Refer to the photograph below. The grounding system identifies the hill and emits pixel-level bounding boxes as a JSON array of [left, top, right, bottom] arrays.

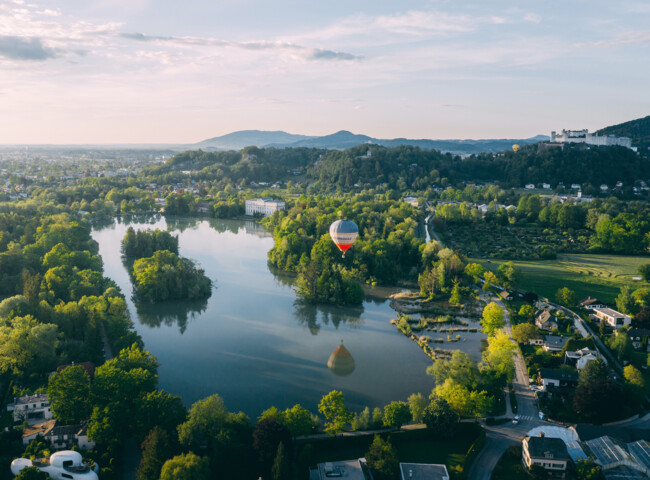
[[195, 130, 314, 150], [195, 129, 548, 154], [597, 115, 650, 152]]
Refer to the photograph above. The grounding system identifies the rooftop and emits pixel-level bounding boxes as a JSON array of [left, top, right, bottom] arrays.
[[593, 307, 630, 318], [539, 368, 579, 382], [315, 459, 369, 480], [400, 463, 450, 480], [543, 335, 569, 350], [525, 436, 571, 461]]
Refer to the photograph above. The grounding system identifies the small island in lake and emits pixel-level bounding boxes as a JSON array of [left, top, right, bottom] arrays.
[[121, 227, 212, 302]]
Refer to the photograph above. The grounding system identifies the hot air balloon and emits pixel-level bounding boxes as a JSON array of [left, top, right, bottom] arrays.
[[512, 144, 520, 152], [329, 219, 358, 257], [327, 340, 355, 376]]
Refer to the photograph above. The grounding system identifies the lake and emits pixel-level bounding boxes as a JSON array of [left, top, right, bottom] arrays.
[[92, 216, 462, 417]]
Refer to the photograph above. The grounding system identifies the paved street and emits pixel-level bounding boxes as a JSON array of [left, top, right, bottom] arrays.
[[468, 295, 544, 480]]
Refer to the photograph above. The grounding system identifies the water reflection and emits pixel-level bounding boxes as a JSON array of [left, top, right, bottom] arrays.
[[327, 340, 356, 377], [135, 297, 209, 334], [294, 301, 364, 336]]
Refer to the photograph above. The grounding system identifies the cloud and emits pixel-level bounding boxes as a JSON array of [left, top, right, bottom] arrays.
[[120, 32, 362, 61], [577, 30, 650, 48], [0, 35, 55, 60], [309, 49, 362, 61]]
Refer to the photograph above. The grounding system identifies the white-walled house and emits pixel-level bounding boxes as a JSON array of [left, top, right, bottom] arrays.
[[6, 393, 52, 424], [522, 436, 570, 478], [591, 308, 632, 328]]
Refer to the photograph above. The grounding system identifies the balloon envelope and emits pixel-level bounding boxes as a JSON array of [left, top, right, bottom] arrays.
[[329, 219, 359, 255], [512, 144, 520, 152]]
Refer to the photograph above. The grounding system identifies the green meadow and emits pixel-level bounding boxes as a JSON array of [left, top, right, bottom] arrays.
[[479, 254, 648, 304]]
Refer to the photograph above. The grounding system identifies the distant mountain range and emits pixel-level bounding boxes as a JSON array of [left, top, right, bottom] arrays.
[[193, 129, 549, 155]]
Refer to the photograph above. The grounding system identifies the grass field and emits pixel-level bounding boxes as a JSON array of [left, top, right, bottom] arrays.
[[300, 424, 481, 479], [479, 253, 649, 304]]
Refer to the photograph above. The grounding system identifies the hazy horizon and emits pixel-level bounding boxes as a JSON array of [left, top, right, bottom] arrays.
[[1, 0, 649, 144]]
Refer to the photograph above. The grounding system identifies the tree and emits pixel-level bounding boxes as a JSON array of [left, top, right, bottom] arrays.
[[464, 263, 485, 284], [481, 302, 505, 335], [382, 401, 411, 430], [14, 467, 49, 480], [574, 459, 603, 480], [482, 330, 516, 383], [407, 393, 427, 423], [423, 397, 456, 437], [253, 418, 292, 473], [616, 286, 637, 315], [449, 281, 462, 305], [512, 323, 539, 344], [271, 442, 291, 480], [365, 435, 399, 480], [609, 332, 633, 363], [426, 350, 479, 389], [578, 358, 609, 387], [624, 365, 645, 388], [433, 379, 490, 419], [177, 394, 251, 474], [483, 271, 497, 291], [318, 390, 353, 435], [518, 304, 535, 321], [633, 288, 650, 307], [496, 261, 518, 288], [573, 379, 622, 423], [48, 365, 91, 425], [283, 404, 315, 437], [555, 287, 577, 307], [638, 264, 650, 282], [259, 406, 285, 424], [159, 453, 210, 480], [0, 315, 59, 376], [137, 427, 175, 480]]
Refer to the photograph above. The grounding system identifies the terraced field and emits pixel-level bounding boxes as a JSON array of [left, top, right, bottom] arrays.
[[479, 254, 648, 304]]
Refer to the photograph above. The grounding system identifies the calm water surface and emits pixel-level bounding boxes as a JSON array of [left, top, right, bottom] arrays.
[[93, 216, 442, 416]]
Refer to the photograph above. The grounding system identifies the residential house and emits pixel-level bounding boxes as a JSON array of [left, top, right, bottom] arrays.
[[579, 297, 606, 310], [539, 369, 579, 391], [536, 310, 559, 331], [627, 328, 650, 352], [529, 337, 544, 347], [499, 290, 513, 301], [197, 202, 210, 213], [21, 420, 95, 450], [543, 335, 569, 352], [6, 393, 52, 424], [522, 436, 570, 478], [592, 308, 632, 328], [525, 184, 536, 189], [565, 348, 598, 369], [542, 183, 552, 190], [399, 463, 450, 480]]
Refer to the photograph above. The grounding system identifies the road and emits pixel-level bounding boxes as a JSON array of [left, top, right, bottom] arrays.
[[468, 295, 544, 480]]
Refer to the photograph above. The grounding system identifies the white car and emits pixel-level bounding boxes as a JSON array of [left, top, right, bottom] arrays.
[[512, 415, 520, 424]]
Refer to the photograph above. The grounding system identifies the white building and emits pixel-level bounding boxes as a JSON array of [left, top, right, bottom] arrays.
[[525, 184, 536, 190], [245, 198, 286, 217], [550, 129, 636, 151], [522, 436, 571, 477], [7, 393, 52, 424], [11, 450, 99, 480], [592, 307, 632, 328]]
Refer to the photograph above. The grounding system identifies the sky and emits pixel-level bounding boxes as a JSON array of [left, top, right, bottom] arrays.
[[0, 0, 649, 144]]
